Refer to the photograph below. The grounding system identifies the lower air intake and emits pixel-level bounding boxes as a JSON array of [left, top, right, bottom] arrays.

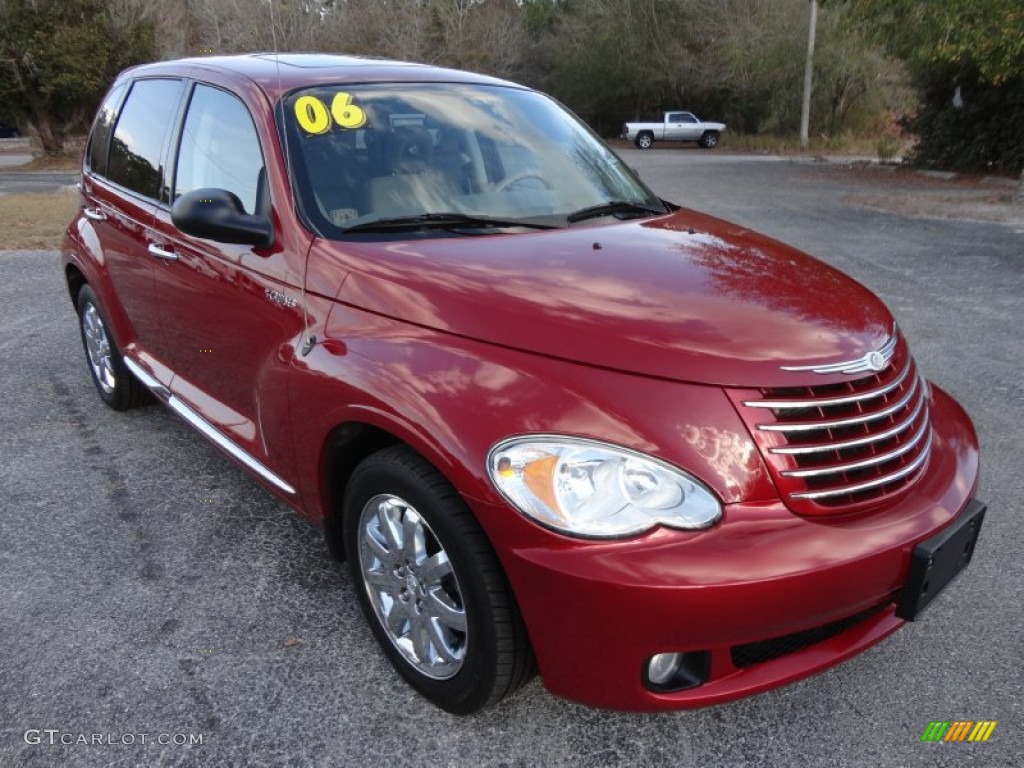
[[730, 602, 891, 669]]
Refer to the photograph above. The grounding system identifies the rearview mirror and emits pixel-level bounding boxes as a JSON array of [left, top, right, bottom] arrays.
[[171, 187, 273, 248]]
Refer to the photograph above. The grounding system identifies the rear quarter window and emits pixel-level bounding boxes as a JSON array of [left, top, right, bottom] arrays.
[[107, 78, 185, 200], [85, 84, 126, 176]]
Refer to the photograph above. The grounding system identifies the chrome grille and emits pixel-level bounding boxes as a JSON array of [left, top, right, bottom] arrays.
[[735, 344, 933, 514]]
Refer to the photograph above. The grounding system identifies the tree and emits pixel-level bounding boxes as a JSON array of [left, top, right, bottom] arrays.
[[183, 0, 330, 55], [540, 0, 702, 135], [531, 0, 896, 138], [854, 0, 1023, 83], [0, 0, 155, 154]]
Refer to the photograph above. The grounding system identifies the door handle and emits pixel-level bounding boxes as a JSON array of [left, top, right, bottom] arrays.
[[83, 208, 106, 221], [147, 243, 178, 261]]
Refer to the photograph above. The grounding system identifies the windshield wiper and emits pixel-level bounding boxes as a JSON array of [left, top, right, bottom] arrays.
[[343, 212, 557, 234], [566, 200, 665, 224]]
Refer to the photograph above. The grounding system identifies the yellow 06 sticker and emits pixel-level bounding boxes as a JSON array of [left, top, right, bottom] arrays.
[[294, 92, 366, 134]]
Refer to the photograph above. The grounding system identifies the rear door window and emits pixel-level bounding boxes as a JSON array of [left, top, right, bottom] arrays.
[[174, 84, 265, 214], [107, 78, 185, 200]]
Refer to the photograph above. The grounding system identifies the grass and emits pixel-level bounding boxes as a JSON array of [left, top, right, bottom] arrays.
[[607, 131, 914, 159], [720, 132, 911, 158], [0, 192, 80, 250]]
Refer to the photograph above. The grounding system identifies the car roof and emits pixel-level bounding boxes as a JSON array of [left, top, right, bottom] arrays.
[[120, 53, 521, 100]]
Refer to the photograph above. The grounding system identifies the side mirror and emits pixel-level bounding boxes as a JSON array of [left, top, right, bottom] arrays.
[[171, 187, 273, 248]]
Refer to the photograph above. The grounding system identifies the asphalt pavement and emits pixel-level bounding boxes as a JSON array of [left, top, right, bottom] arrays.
[[0, 171, 78, 194], [1, 152, 1021, 767]]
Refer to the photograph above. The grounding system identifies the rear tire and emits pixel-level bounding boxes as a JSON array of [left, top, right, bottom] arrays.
[[76, 285, 147, 410], [343, 445, 534, 714], [635, 132, 654, 149]]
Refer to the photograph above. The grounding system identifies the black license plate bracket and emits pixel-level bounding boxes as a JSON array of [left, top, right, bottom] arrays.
[[896, 499, 986, 621]]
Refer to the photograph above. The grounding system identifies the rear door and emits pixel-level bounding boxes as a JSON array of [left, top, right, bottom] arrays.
[[147, 80, 303, 481], [82, 78, 185, 379]]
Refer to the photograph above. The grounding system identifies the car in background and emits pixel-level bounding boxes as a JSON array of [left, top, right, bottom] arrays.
[[622, 111, 725, 149], [62, 54, 984, 714]]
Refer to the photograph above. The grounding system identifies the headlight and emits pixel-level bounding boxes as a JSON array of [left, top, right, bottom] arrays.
[[487, 436, 721, 538]]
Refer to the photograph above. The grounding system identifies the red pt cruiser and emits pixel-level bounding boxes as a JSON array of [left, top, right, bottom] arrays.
[[62, 54, 985, 713]]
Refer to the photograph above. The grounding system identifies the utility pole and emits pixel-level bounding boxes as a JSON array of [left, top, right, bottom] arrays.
[[799, 0, 818, 150]]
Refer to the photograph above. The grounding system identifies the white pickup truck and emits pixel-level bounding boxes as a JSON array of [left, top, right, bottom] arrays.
[[621, 111, 726, 149]]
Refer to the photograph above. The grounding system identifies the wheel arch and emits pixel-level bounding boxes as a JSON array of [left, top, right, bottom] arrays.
[[65, 263, 87, 308], [318, 419, 474, 561], [320, 421, 400, 523], [62, 240, 136, 354]]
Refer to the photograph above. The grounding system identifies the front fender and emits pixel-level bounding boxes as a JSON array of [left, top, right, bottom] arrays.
[[287, 297, 776, 534]]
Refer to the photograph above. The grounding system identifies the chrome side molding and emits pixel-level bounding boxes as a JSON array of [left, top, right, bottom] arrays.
[[123, 356, 170, 400], [122, 356, 296, 495]]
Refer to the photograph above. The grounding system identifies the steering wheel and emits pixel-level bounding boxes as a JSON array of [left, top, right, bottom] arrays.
[[494, 171, 552, 193]]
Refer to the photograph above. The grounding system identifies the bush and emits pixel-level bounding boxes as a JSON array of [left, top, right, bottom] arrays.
[[904, 64, 1024, 173]]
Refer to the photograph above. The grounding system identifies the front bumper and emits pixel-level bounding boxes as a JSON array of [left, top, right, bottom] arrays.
[[471, 385, 980, 710]]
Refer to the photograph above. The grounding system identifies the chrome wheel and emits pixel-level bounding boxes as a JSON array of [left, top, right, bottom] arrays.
[[637, 134, 653, 149], [82, 303, 116, 395], [345, 447, 534, 712], [357, 493, 467, 679]]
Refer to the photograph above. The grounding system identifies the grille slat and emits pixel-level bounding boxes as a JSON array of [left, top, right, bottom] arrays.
[[780, 416, 930, 478], [734, 341, 933, 514], [744, 358, 912, 410], [758, 375, 921, 432], [769, 394, 926, 455], [791, 434, 932, 499]]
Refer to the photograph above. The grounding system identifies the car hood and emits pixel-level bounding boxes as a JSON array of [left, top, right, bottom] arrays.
[[314, 208, 895, 387]]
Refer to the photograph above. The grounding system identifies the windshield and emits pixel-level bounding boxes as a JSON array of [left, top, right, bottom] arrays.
[[281, 82, 664, 237]]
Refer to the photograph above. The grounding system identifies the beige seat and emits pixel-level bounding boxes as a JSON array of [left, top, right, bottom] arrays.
[[368, 125, 461, 215]]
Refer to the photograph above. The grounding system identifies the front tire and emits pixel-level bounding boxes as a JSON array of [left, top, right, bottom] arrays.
[[344, 446, 533, 714], [76, 285, 147, 410], [699, 131, 719, 149], [635, 132, 654, 149]]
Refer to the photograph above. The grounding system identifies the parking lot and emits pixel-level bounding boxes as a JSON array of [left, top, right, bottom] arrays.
[[1, 151, 1021, 767]]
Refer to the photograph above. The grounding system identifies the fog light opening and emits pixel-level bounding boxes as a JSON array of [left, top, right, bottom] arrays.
[[643, 651, 710, 692]]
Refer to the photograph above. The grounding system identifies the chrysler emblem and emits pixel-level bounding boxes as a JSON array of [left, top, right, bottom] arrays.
[[781, 328, 898, 375]]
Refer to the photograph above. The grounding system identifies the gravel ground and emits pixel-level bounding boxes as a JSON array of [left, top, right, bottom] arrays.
[[1, 152, 1021, 767]]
